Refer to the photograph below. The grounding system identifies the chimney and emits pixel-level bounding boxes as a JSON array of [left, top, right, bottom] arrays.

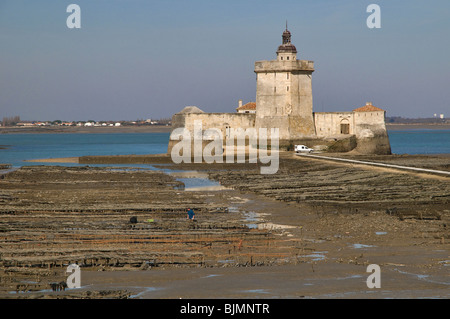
[[238, 99, 243, 108], [366, 102, 372, 106]]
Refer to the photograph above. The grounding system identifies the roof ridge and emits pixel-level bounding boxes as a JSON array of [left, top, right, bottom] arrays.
[[237, 102, 256, 110], [353, 103, 384, 112]]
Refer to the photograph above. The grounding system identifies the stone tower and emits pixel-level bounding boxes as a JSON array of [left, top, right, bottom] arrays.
[[254, 27, 316, 140]]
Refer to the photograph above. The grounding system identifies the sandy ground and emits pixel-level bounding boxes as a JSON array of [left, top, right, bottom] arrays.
[[68, 188, 449, 299], [26, 157, 79, 163], [0, 153, 448, 299]]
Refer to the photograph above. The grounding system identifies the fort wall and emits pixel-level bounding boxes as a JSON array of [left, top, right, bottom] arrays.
[[167, 28, 392, 156]]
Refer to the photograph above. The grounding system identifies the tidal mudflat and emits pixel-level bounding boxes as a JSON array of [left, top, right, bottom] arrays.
[[0, 152, 448, 298]]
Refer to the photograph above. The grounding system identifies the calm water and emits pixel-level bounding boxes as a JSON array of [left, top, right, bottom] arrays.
[[387, 129, 450, 155], [0, 132, 222, 189], [0, 130, 449, 168], [0, 133, 170, 168]]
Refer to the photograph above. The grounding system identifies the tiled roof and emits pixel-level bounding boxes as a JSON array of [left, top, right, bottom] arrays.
[[237, 102, 256, 110], [353, 102, 384, 112]]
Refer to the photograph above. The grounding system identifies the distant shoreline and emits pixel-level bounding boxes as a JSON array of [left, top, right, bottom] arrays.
[[0, 125, 172, 134], [1, 123, 449, 134]]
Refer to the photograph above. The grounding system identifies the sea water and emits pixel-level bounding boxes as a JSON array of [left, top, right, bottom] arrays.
[[0, 132, 222, 189], [387, 129, 450, 155], [0, 133, 170, 168], [0, 129, 449, 168]]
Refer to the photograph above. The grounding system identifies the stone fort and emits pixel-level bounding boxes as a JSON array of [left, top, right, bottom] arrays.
[[168, 28, 391, 155]]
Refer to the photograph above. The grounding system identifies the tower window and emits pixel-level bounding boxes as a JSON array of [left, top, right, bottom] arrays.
[[287, 56, 290, 60], [281, 57, 283, 60], [287, 73, 289, 79], [274, 87, 277, 93], [287, 86, 289, 92], [225, 126, 230, 138]]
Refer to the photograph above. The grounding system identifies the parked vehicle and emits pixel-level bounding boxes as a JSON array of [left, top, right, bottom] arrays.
[[294, 145, 314, 153]]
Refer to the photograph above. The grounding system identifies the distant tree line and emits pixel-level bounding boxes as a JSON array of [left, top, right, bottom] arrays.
[[386, 117, 448, 124], [157, 118, 171, 125], [2, 116, 21, 126], [0, 116, 172, 127]]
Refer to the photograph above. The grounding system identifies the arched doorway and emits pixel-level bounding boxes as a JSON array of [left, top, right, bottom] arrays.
[[340, 119, 350, 134]]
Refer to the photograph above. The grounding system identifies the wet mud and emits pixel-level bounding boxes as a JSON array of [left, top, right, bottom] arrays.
[[0, 152, 448, 298]]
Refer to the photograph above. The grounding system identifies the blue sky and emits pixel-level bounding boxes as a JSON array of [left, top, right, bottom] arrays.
[[0, 0, 449, 121]]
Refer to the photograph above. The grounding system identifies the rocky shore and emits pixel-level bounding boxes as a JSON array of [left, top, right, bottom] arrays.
[[0, 152, 448, 298]]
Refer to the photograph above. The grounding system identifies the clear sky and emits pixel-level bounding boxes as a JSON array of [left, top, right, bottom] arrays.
[[0, 0, 449, 121]]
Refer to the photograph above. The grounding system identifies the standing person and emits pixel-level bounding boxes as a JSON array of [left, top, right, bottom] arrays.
[[186, 208, 195, 220]]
